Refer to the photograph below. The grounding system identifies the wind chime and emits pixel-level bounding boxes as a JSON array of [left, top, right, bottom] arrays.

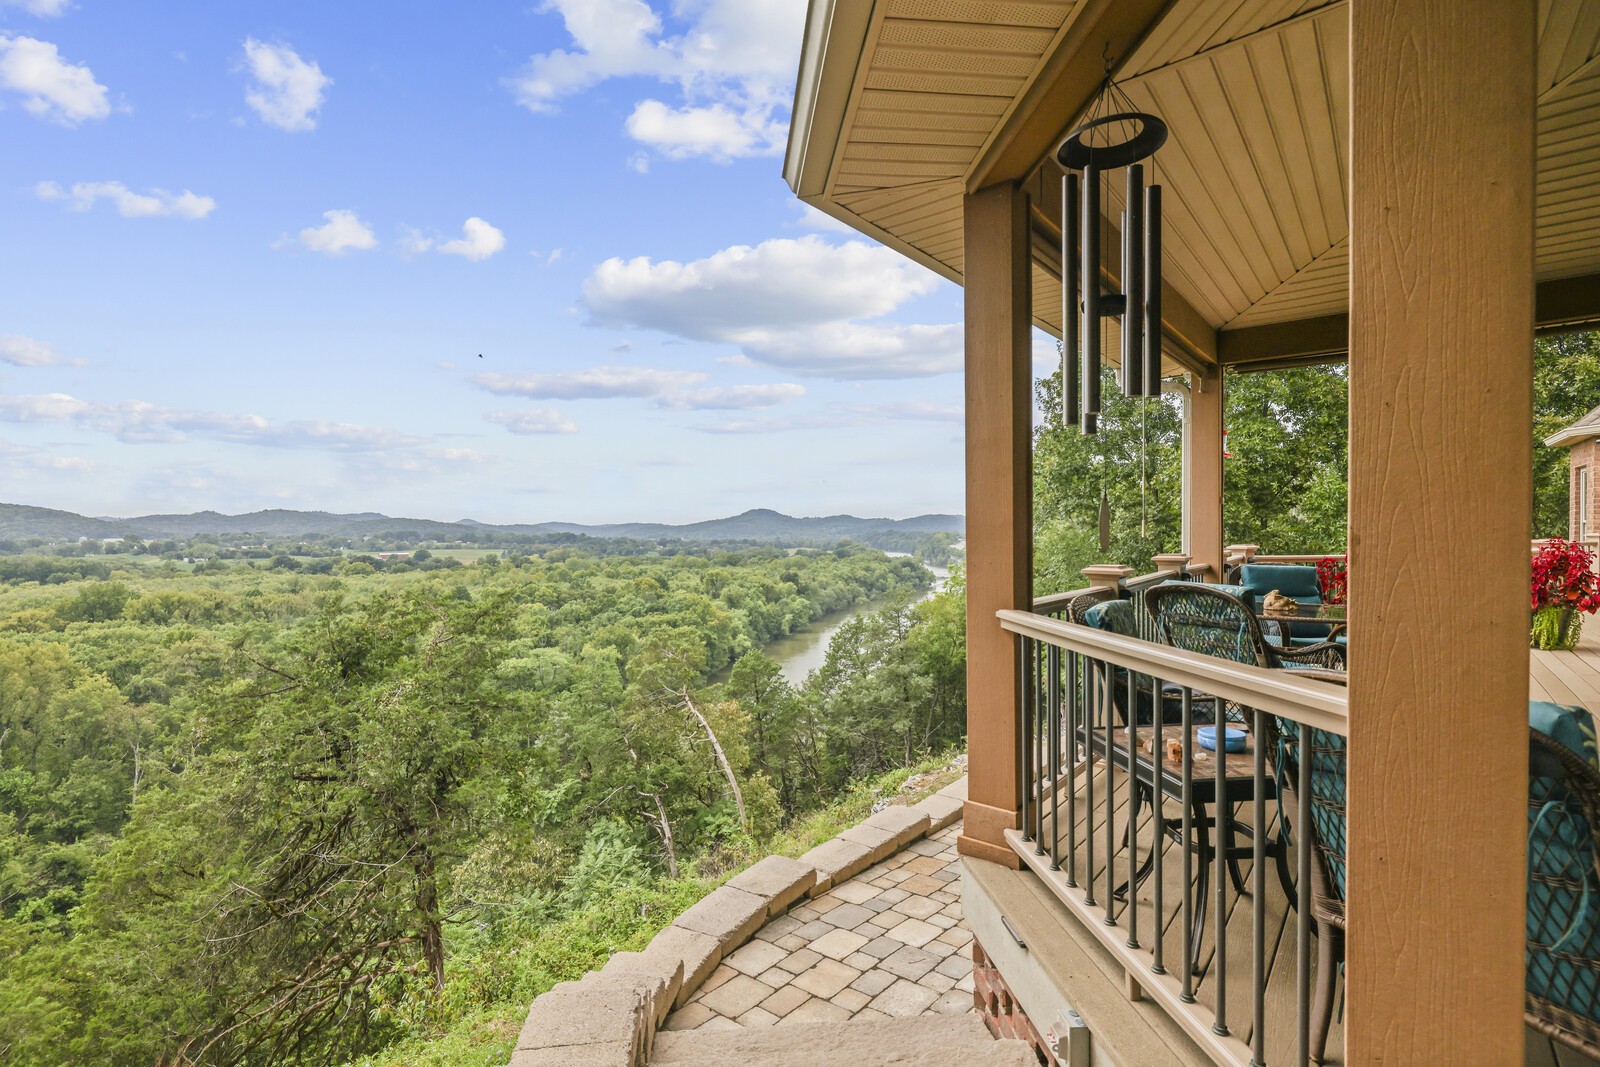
[[1057, 77, 1168, 546], [1056, 79, 1168, 434]]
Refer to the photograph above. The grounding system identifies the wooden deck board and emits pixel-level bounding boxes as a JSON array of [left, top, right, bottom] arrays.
[[1532, 625, 1600, 711]]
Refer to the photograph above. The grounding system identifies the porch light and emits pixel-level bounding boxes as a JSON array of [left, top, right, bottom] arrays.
[[1057, 87, 1168, 434]]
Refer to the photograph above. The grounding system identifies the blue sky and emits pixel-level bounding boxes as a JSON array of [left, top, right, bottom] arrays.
[[0, 0, 999, 525]]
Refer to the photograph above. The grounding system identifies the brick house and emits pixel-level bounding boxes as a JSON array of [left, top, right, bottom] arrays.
[[1546, 404, 1600, 541]]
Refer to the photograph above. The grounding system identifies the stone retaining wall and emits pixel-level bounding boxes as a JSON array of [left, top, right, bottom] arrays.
[[509, 778, 968, 1066]]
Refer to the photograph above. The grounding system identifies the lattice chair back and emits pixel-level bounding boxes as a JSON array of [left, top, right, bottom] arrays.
[[1527, 701, 1600, 1058], [1145, 582, 1275, 669]]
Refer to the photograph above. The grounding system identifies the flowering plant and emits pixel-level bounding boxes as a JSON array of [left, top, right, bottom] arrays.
[[1531, 538, 1600, 614], [1315, 556, 1347, 605]]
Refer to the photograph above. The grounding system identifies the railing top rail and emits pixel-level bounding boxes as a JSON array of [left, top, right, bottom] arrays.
[[1123, 568, 1176, 591], [997, 608, 1350, 735], [1247, 553, 1346, 563], [1031, 587, 1104, 614]]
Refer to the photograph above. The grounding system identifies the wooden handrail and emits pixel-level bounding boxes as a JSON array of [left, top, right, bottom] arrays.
[[996, 608, 1349, 734]]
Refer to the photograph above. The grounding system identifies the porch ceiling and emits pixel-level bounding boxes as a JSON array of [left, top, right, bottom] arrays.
[[786, 0, 1600, 367]]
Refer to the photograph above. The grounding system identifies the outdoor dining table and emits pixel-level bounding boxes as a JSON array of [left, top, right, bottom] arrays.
[[1258, 601, 1347, 644], [1078, 718, 1280, 975]]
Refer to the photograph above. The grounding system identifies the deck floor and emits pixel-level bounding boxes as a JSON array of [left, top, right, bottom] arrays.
[[1530, 624, 1600, 708]]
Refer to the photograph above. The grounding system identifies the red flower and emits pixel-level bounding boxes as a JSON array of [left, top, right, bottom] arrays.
[[1316, 556, 1348, 605], [1531, 538, 1600, 615]]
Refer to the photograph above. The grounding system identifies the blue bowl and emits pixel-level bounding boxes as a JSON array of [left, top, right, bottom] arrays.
[[1197, 726, 1246, 753]]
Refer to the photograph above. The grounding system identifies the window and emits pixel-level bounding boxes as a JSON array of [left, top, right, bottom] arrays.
[[1581, 466, 1591, 541]]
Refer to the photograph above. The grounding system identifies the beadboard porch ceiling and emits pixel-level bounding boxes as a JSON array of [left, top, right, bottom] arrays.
[[785, 0, 1600, 369]]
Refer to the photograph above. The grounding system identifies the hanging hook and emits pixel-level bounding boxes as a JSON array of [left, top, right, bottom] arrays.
[[1102, 41, 1115, 74]]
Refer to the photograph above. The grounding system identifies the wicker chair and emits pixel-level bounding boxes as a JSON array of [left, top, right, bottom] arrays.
[[1144, 582, 1346, 673], [1528, 716, 1600, 1059], [1259, 683, 1348, 1065]]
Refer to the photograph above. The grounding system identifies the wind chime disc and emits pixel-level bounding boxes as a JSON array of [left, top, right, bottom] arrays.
[[1056, 111, 1169, 170]]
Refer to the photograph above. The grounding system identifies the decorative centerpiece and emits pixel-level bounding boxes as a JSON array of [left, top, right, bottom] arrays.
[[1531, 538, 1600, 650], [1262, 589, 1299, 617]]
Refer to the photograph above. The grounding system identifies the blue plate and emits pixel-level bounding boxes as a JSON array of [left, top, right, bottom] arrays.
[[1197, 726, 1246, 753]]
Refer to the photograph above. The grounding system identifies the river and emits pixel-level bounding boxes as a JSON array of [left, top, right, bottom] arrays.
[[754, 561, 949, 686]]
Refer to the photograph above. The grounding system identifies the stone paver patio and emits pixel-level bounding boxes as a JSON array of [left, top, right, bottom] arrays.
[[663, 821, 973, 1032]]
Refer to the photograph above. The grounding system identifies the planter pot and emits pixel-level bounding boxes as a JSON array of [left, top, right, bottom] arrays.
[[1533, 605, 1585, 650]]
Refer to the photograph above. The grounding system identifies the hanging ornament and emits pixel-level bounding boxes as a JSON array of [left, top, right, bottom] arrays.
[[1056, 77, 1168, 435]]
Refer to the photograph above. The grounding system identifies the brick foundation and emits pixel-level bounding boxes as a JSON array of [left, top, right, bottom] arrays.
[[972, 938, 1057, 1065]]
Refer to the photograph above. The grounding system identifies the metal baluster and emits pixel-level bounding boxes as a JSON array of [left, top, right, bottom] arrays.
[[1126, 668, 1139, 948], [1152, 674, 1165, 975], [1035, 639, 1046, 852], [1297, 723, 1312, 1066], [1020, 637, 1033, 844], [1104, 658, 1116, 926], [1214, 700, 1230, 1036], [1049, 644, 1061, 869], [1252, 707, 1266, 1066], [1084, 660, 1097, 908], [1181, 686, 1195, 1003], [1065, 651, 1078, 884]]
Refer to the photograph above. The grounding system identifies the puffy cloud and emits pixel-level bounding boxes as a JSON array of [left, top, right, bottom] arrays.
[[655, 383, 805, 411], [0, 391, 423, 451], [581, 236, 958, 379], [0, 35, 110, 124], [0, 0, 72, 15], [241, 38, 330, 132], [486, 409, 579, 435], [0, 334, 68, 367], [510, 0, 801, 161], [35, 180, 215, 219], [474, 365, 705, 400], [439, 217, 506, 261], [286, 209, 377, 255], [626, 100, 784, 163]]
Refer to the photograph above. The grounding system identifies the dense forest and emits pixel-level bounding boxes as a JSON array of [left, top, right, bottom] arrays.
[[0, 542, 968, 1065]]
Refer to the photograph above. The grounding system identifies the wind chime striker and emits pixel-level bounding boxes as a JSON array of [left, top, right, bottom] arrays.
[[1057, 83, 1168, 435]]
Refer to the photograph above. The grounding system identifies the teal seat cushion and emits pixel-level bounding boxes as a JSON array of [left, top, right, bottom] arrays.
[[1081, 599, 1137, 636], [1240, 563, 1321, 600], [1527, 701, 1600, 1024]]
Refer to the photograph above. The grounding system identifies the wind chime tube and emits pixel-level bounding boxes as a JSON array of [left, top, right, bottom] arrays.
[[1081, 164, 1100, 434], [1143, 183, 1163, 397], [1123, 163, 1145, 398], [1063, 173, 1080, 425]]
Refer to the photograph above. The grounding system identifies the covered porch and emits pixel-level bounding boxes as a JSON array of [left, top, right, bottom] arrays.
[[788, 0, 1600, 1063]]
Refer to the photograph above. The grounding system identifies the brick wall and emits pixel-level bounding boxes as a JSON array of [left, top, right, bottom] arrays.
[[972, 938, 1053, 1065], [1572, 441, 1597, 539]]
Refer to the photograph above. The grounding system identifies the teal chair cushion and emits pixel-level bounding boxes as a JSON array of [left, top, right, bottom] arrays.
[[1527, 701, 1600, 1025], [1082, 599, 1137, 636], [1240, 563, 1322, 600]]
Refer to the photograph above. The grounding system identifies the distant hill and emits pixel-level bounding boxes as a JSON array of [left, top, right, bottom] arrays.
[[0, 503, 963, 549]]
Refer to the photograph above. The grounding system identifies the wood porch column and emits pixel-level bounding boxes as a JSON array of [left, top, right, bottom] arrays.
[[958, 181, 1032, 867], [1347, 2, 1534, 1063], [1182, 367, 1225, 580]]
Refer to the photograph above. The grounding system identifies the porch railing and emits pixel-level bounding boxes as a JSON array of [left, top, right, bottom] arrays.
[[999, 603, 1348, 1067]]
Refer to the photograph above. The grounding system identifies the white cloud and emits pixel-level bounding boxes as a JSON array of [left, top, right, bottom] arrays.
[[0, 333, 69, 367], [655, 383, 805, 411], [697, 400, 963, 435], [626, 100, 783, 163], [35, 180, 216, 219], [439, 217, 506, 261], [0, 391, 422, 452], [0, 0, 72, 16], [581, 236, 958, 379], [510, 0, 802, 162], [0, 35, 110, 124], [474, 365, 705, 400], [486, 408, 579, 435], [241, 38, 329, 132], [286, 209, 377, 255]]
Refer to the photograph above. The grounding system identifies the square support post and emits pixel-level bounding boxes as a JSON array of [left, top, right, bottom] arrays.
[[1182, 367, 1225, 580], [958, 181, 1033, 867], [1347, 2, 1534, 1063]]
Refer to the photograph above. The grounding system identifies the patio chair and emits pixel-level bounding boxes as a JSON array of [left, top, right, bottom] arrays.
[[1527, 701, 1600, 1059], [1144, 582, 1346, 673]]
